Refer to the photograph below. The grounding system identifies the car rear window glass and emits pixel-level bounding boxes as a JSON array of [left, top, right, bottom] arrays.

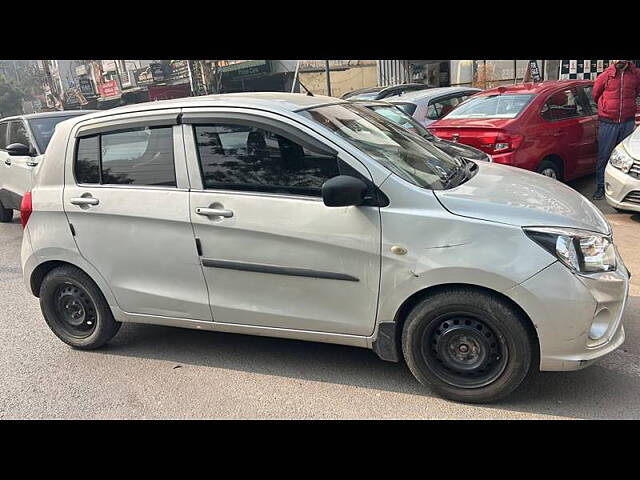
[[394, 102, 418, 116], [445, 94, 535, 119], [100, 127, 176, 186], [370, 105, 432, 139], [75, 136, 100, 184], [194, 124, 339, 197], [540, 89, 587, 121], [74, 126, 176, 187]]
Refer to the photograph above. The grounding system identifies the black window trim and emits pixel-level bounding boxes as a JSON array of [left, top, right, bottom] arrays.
[[0, 121, 8, 151], [73, 125, 178, 188]]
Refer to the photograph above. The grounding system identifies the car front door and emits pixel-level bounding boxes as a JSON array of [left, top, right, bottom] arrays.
[[3, 120, 37, 206], [63, 111, 212, 321], [183, 109, 381, 336]]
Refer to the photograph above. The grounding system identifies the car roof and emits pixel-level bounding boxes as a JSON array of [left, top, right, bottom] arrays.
[[386, 86, 482, 103], [69, 92, 346, 124], [477, 80, 594, 96], [0, 110, 97, 123]]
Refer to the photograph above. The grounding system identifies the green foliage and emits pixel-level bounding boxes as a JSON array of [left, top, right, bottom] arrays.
[[0, 75, 25, 117]]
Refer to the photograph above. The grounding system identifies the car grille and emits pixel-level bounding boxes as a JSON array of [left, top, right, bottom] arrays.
[[622, 191, 640, 205], [629, 159, 640, 178]]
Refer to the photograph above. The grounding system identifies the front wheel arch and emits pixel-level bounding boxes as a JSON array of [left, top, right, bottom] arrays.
[[373, 283, 540, 368]]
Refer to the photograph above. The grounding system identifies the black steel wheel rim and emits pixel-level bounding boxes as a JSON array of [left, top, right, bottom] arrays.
[[53, 282, 97, 338], [421, 313, 508, 389]]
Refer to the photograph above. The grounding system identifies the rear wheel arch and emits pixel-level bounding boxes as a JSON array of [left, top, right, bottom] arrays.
[[374, 283, 540, 367], [538, 154, 564, 180], [31, 260, 99, 298]]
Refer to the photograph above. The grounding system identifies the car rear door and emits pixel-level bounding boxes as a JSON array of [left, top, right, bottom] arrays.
[[182, 108, 381, 336], [576, 84, 599, 174], [62, 110, 212, 321], [539, 87, 593, 179]]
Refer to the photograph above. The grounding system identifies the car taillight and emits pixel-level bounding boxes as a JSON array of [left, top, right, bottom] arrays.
[[481, 134, 524, 154], [20, 191, 32, 229]]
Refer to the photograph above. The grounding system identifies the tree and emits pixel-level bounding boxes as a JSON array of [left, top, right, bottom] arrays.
[[0, 75, 24, 117]]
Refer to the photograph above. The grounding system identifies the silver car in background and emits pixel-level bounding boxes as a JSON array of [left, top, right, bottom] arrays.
[[20, 93, 628, 403], [386, 87, 481, 127], [605, 126, 640, 211]]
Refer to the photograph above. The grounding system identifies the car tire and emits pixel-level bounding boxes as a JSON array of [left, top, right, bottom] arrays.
[[536, 160, 561, 181], [39, 265, 121, 349], [401, 287, 534, 403], [0, 201, 12, 222]]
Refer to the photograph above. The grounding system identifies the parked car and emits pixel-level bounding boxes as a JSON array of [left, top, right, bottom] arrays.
[[604, 125, 640, 211], [341, 83, 430, 101], [428, 81, 600, 182], [385, 87, 482, 127], [354, 100, 491, 163], [0, 110, 96, 222], [20, 93, 628, 403]]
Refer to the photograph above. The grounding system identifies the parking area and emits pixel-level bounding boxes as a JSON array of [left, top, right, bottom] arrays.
[[1, 173, 639, 419]]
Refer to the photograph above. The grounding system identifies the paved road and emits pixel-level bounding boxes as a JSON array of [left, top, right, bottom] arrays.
[[1, 174, 639, 419]]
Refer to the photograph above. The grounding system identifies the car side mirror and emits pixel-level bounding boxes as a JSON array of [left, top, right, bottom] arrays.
[[6, 143, 32, 157], [322, 175, 368, 207]]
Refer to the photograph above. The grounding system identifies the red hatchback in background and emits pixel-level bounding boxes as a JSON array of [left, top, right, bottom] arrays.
[[428, 80, 599, 182]]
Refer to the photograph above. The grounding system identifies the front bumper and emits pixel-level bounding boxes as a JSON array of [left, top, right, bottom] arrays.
[[507, 250, 629, 371], [605, 163, 640, 212]]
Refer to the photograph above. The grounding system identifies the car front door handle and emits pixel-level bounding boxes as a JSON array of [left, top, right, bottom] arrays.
[[70, 197, 99, 206], [195, 207, 234, 218]]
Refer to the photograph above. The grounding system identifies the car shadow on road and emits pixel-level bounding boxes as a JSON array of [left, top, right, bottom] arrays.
[[99, 296, 640, 419]]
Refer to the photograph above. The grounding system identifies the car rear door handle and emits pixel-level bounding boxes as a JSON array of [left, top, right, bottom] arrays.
[[195, 207, 234, 218], [4, 159, 10, 166], [70, 197, 99, 206]]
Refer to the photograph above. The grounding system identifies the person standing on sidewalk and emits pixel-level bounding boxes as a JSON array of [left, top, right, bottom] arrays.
[[592, 60, 640, 200]]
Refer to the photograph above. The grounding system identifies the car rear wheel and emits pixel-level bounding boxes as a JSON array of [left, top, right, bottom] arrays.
[[537, 160, 561, 180], [39, 265, 121, 349], [0, 201, 12, 222], [401, 288, 534, 403]]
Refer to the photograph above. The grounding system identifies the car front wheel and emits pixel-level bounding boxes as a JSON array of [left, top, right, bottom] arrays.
[[401, 287, 535, 403], [39, 265, 121, 349]]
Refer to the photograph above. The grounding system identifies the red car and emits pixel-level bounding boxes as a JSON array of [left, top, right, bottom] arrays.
[[428, 80, 600, 181]]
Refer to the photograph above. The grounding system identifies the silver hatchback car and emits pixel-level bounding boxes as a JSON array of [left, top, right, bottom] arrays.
[[20, 93, 629, 403]]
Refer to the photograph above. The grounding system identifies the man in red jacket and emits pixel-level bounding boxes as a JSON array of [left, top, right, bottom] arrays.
[[592, 60, 640, 199]]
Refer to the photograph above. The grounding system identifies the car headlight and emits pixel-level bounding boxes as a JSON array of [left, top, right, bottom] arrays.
[[524, 227, 616, 274], [609, 144, 634, 173]]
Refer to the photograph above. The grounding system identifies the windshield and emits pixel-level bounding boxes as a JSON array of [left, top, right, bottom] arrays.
[[28, 114, 86, 152], [445, 94, 535, 119], [298, 103, 474, 190], [369, 104, 435, 141]]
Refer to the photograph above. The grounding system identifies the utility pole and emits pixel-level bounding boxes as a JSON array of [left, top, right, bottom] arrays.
[[325, 60, 332, 96]]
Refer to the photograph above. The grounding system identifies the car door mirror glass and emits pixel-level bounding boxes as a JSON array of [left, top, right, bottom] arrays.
[[6, 143, 32, 156], [321, 175, 368, 207]]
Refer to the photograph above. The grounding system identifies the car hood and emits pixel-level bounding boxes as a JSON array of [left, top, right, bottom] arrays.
[[622, 127, 640, 158], [432, 138, 489, 162], [434, 161, 610, 234]]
